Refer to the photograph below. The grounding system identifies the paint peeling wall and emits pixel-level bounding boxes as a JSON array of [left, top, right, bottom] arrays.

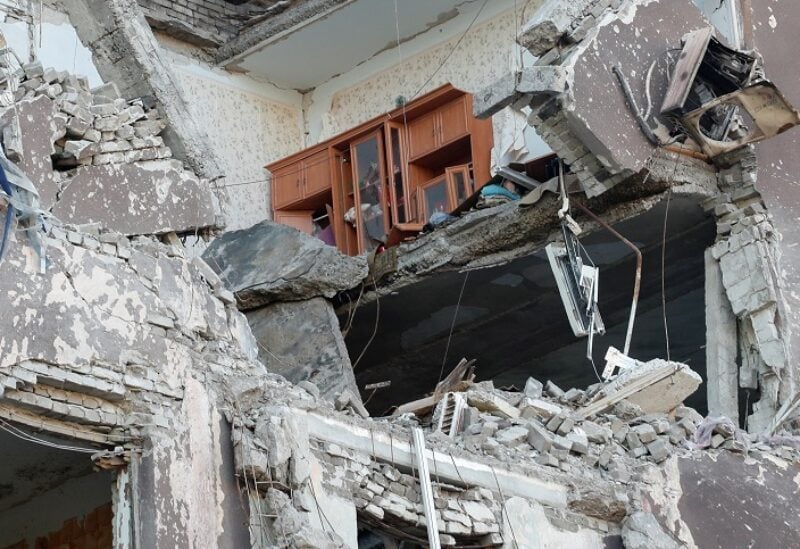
[[157, 36, 304, 230]]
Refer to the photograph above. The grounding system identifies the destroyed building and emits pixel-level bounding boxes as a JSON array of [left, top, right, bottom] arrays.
[[0, 0, 799, 547]]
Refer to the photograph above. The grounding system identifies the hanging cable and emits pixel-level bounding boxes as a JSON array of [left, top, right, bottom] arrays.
[[438, 270, 470, 383], [0, 418, 99, 453], [410, 0, 490, 101]]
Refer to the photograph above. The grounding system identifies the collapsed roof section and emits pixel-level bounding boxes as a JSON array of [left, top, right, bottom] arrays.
[[476, 0, 799, 198]]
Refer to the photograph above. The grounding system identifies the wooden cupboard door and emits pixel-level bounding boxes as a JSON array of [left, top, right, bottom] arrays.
[[274, 210, 313, 234], [407, 111, 439, 159], [302, 149, 331, 197], [271, 163, 303, 209], [438, 96, 470, 146]]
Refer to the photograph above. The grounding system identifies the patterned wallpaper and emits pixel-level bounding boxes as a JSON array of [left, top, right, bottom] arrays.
[[321, 10, 521, 140], [174, 70, 303, 230]]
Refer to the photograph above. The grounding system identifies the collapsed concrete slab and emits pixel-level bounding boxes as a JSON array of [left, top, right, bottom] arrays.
[[246, 297, 359, 404], [578, 359, 702, 419], [52, 160, 217, 235], [203, 220, 367, 309]]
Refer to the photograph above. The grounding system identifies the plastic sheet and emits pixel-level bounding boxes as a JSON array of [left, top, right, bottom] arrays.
[[690, 416, 750, 450]]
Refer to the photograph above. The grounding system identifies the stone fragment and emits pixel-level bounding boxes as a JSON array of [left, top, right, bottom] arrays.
[[334, 389, 369, 418], [546, 413, 565, 432], [556, 416, 574, 435], [566, 431, 589, 454], [64, 140, 96, 160], [625, 431, 642, 450], [526, 421, 553, 453], [466, 391, 520, 419], [523, 377, 544, 399], [91, 82, 121, 101], [520, 398, 562, 420], [248, 298, 359, 403], [581, 420, 611, 443], [535, 453, 559, 467], [621, 511, 680, 549], [632, 423, 657, 444], [544, 380, 565, 399], [518, 0, 594, 55], [134, 119, 166, 137], [494, 425, 529, 446], [647, 438, 672, 462], [203, 221, 368, 308]]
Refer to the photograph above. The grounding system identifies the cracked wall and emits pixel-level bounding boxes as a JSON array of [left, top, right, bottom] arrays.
[[0, 210, 264, 545], [0, 64, 219, 235]]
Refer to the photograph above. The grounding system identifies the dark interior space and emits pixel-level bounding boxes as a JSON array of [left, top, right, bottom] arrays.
[[0, 423, 114, 549], [343, 196, 716, 416]]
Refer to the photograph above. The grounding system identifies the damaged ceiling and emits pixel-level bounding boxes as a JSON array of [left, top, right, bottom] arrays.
[[220, 0, 512, 89], [345, 196, 716, 415]]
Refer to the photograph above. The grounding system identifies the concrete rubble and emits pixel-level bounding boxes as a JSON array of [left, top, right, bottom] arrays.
[[202, 220, 368, 309], [0, 62, 218, 235], [1, 0, 800, 547]]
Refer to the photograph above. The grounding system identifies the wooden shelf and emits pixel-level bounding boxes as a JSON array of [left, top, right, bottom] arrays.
[[266, 84, 493, 256]]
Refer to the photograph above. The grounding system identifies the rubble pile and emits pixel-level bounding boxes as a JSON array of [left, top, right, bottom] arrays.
[[437, 374, 800, 475], [448, 379, 697, 475], [4, 61, 171, 169], [313, 440, 503, 547]]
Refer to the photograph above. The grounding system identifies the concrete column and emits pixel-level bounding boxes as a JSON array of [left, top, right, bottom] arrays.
[[705, 249, 739, 422]]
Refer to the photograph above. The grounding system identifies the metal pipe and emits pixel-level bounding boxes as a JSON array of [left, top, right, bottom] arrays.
[[575, 202, 642, 356], [412, 427, 441, 549]]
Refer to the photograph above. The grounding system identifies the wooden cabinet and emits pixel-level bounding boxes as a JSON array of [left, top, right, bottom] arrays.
[[267, 84, 494, 256], [303, 149, 331, 196], [408, 96, 471, 160], [270, 149, 331, 209], [271, 164, 303, 209], [408, 111, 439, 159], [439, 96, 470, 146], [274, 210, 313, 234]]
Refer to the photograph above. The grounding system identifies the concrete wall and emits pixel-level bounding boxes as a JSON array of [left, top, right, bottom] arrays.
[[748, 0, 800, 403], [156, 35, 304, 230], [0, 471, 113, 547], [137, 378, 251, 548]]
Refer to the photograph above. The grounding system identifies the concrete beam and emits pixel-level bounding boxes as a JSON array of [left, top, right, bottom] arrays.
[[214, 0, 353, 68], [704, 249, 739, 422], [303, 410, 569, 508], [61, 0, 224, 182]]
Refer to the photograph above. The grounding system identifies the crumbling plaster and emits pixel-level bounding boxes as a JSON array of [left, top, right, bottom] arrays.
[[0, 217, 266, 546]]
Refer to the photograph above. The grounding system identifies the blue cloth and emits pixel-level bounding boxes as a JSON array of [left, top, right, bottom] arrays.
[[480, 183, 519, 201]]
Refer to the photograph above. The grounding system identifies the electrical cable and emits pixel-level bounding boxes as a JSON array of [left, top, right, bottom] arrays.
[[0, 418, 98, 453], [438, 270, 469, 383], [661, 143, 685, 362], [409, 0, 491, 102], [352, 275, 380, 371]]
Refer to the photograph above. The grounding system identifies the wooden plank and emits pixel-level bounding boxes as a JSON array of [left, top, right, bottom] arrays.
[[661, 27, 713, 116]]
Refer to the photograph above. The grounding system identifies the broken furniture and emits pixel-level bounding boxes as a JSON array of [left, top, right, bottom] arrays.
[[546, 223, 604, 339], [267, 85, 494, 255], [661, 27, 800, 157]]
